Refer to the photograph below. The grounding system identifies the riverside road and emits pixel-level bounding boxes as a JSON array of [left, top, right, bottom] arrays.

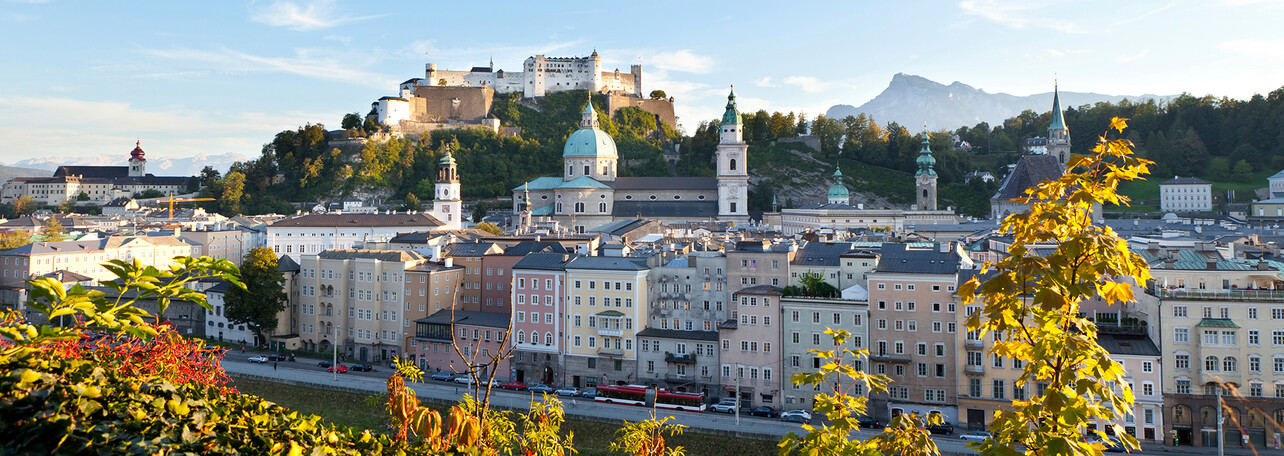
[[222, 355, 1261, 455]]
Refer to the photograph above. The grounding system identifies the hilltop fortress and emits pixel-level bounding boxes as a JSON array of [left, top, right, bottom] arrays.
[[369, 51, 675, 137]]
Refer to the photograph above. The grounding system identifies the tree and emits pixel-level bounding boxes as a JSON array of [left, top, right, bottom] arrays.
[[41, 217, 67, 241], [13, 195, 37, 216], [342, 112, 364, 130], [649, 90, 667, 100], [0, 230, 30, 250], [474, 222, 504, 235], [199, 166, 221, 185], [224, 247, 287, 347], [219, 171, 245, 215], [472, 202, 489, 223], [185, 176, 201, 193], [958, 118, 1150, 455], [1232, 159, 1254, 182], [76, 192, 90, 201], [401, 193, 421, 211]]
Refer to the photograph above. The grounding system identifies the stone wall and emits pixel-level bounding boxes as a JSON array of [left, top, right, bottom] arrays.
[[410, 86, 495, 122], [606, 95, 677, 130]]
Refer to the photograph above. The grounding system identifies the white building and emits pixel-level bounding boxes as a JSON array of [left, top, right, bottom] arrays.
[[1, 141, 189, 206], [1267, 169, 1284, 199], [267, 212, 447, 262], [1159, 176, 1213, 212], [200, 281, 255, 345], [402, 52, 642, 99]]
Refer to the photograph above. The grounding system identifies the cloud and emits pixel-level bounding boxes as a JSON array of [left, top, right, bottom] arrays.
[[783, 76, 850, 93], [647, 50, 714, 74], [754, 77, 777, 88], [147, 46, 396, 89], [0, 97, 329, 162], [1116, 49, 1149, 62], [1218, 39, 1284, 59], [249, 0, 387, 31], [957, 0, 1084, 33]]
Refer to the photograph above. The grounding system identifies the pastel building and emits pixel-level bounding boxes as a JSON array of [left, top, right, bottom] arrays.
[[562, 256, 649, 388], [413, 309, 511, 379], [1160, 177, 1213, 212], [719, 285, 785, 408], [510, 252, 571, 385], [296, 249, 427, 361]]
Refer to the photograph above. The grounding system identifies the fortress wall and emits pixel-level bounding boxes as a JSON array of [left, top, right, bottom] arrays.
[[605, 95, 677, 130], [409, 86, 495, 122]]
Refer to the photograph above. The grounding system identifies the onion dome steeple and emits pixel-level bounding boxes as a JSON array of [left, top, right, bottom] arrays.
[[915, 128, 937, 177], [827, 163, 850, 204], [130, 139, 146, 161], [721, 87, 741, 125]]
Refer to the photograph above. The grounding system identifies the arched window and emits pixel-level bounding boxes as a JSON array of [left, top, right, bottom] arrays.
[[1225, 356, 1238, 372], [568, 165, 573, 176], [575, 202, 585, 212], [584, 165, 590, 175], [599, 202, 607, 212], [545, 332, 553, 346], [531, 332, 540, 345], [603, 164, 609, 175], [517, 331, 525, 344], [556, 203, 563, 213], [922, 189, 928, 198], [730, 158, 737, 171], [1206, 356, 1219, 371], [1173, 404, 1191, 425]]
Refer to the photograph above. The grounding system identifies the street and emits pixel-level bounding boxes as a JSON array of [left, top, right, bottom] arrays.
[[222, 354, 1256, 456]]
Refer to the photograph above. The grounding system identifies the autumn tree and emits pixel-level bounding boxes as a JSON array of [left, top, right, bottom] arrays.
[[0, 230, 30, 251], [12, 195, 37, 216], [224, 247, 287, 347], [218, 171, 245, 215], [958, 118, 1151, 455], [42, 217, 67, 241]]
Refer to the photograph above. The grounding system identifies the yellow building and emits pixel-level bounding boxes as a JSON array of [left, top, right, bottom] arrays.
[[562, 256, 649, 388]]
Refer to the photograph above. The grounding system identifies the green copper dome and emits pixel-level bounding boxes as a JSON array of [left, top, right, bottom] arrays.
[[438, 149, 456, 165], [828, 164, 849, 200], [563, 99, 618, 158], [915, 132, 937, 177], [721, 89, 741, 125]]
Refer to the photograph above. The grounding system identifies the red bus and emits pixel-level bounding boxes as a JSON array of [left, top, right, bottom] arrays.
[[595, 385, 706, 412]]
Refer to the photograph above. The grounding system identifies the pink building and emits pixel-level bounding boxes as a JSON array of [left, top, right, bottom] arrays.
[[510, 252, 571, 385], [720, 285, 785, 408], [413, 309, 511, 380]]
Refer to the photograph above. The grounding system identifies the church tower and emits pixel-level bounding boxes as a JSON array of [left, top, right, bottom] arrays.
[[915, 128, 938, 211], [716, 88, 749, 221], [1047, 82, 1071, 166], [432, 146, 463, 230], [827, 164, 850, 205], [128, 140, 147, 177]]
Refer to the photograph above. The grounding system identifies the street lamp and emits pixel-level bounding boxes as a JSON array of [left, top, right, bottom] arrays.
[[332, 325, 341, 381]]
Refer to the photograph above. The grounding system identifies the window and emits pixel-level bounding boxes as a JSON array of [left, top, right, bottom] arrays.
[[1173, 306, 1187, 317], [993, 380, 1006, 399], [1142, 382, 1154, 396], [1174, 327, 1188, 343], [1250, 329, 1261, 345], [1176, 379, 1191, 394], [1206, 356, 1219, 371], [1175, 354, 1190, 370]]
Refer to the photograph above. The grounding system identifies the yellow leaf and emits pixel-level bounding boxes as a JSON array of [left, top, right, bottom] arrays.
[[1109, 117, 1129, 133]]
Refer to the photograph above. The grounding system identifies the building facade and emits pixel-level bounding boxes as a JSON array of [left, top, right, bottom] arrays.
[[720, 285, 784, 408], [780, 296, 870, 412], [1160, 177, 1213, 212], [562, 256, 649, 388], [296, 249, 427, 362], [510, 253, 570, 386]]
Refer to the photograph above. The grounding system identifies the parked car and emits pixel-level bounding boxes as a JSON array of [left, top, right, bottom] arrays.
[[780, 410, 812, 421], [317, 361, 333, 368], [748, 406, 780, 418], [328, 364, 348, 374], [454, 375, 475, 385], [710, 399, 739, 414], [348, 364, 374, 372], [266, 353, 288, 361], [554, 387, 580, 397], [248, 355, 269, 364], [925, 421, 954, 435], [959, 432, 992, 442], [579, 389, 597, 399], [855, 414, 881, 429], [780, 413, 808, 423], [527, 384, 555, 394], [501, 382, 528, 391], [430, 371, 457, 382]]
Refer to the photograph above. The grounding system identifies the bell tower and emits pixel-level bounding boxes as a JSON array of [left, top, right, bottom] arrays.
[[915, 127, 938, 211], [128, 140, 147, 177], [716, 87, 748, 221], [432, 146, 463, 230], [1047, 81, 1071, 167]]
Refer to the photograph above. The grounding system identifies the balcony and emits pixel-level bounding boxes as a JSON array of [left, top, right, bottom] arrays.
[[964, 365, 985, 375], [598, 348, 624, 357], [964, 339, 983, 349], [665, 352, 696, 364], [598, 328, 623, 337]]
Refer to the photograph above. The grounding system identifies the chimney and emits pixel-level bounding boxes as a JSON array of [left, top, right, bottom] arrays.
[[444, 257, 453, 268], [939, 242, 949, 253]]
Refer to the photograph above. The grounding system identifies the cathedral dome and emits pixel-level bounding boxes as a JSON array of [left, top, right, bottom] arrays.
[[129, 140, 146, 162], [827, 182, 850, 200], [563, 128, 618, 158]]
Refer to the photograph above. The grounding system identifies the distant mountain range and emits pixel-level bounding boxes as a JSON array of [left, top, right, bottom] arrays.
[[0, 165, 52, 183], [6, 153, 248, 178], [826, 73, 1172, 130]]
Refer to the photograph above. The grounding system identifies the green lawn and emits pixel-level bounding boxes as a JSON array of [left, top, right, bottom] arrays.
[[231, 377, 780, 456]]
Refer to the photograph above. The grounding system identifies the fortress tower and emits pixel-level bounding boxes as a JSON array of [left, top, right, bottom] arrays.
[[915, 128, 938, 211], [716, 88, 749, 221], [432, 146, 463, 230]]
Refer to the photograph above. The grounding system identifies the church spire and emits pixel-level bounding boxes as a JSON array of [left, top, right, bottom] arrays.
[[915, 126, 936, 177], [721, 86, 741, 125], [1049, 81, 1068, 134]]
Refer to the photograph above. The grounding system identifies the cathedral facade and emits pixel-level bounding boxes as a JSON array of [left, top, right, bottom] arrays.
[[512, 90, 750, 232]]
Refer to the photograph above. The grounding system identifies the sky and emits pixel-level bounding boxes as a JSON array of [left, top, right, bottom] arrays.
[[1, 0, 1282, 164]]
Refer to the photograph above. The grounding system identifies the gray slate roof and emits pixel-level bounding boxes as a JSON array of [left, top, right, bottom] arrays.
[[418, 309, 511, 328], [735, 285, 784, 296], [875, 243, 959, 275], [276, 254, 301, 272], [792, 242, 857, 267], [502, 241, 570, 256], [611, 201, 719, 218], [564, 256, 649, 271], [636, 328, 720, 341], [271, 213, 443, 228], [611, 177, 717, 190], [1097, 333, 1161, 356], [444, 242, 497, 257], [1160, 176, 1211, 185], [992, 154, 1062, 202], [513, 252, 572, 271], [316, 249, 425, 262]]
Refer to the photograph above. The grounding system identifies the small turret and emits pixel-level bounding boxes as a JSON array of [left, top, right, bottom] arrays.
[[915, 126, 938, 211]]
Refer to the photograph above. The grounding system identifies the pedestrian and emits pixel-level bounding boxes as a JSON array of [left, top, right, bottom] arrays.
[[273, 362, 278, 371]]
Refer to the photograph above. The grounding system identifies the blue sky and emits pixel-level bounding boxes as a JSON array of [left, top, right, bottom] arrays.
[[2, 0, 1281, 163]]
